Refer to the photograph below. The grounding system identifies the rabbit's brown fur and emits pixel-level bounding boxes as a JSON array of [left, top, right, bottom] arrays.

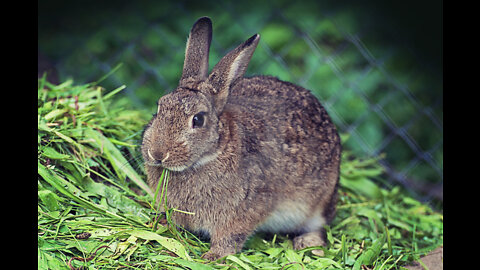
[[142, 17, 341, 260]]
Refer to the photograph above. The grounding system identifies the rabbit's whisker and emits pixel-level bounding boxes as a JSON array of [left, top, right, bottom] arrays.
[[147, 149, 156, 161], [161, 152, 170, 163]]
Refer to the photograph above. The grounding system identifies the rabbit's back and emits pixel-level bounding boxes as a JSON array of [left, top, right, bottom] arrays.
[[228, 75, 341, 174]]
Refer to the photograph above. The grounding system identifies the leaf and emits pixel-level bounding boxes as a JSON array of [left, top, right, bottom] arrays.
[[38, 238, 69, 252], [284, 249, 303, 264], [357, 208, 385, 232], [340, 175, 383, 199], [310, 257, 342, 268], [64, 239, 102, 254], [38, 189, 60, 211], [41, 146, 70, 160], [82, 177, 149, 223], [387, 217, 412, 232], [264, 247, 283, 258], [173, 258, 215, 270], [38, 249, 67, 270], [113, 238, 133, 259], [226, 255, 252, 270], [128, 230, 191, 261], [44, 108, 68, 121], [89, 228, 118, 238]]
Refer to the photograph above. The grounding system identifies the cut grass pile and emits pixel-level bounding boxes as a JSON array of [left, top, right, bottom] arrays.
[[38, 76, 443, 269]]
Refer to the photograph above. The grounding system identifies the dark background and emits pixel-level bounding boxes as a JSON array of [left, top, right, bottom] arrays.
[[38, 0, 443, 208]]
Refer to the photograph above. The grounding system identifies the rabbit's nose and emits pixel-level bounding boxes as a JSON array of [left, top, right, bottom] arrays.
[[147, 149, 163, 163]]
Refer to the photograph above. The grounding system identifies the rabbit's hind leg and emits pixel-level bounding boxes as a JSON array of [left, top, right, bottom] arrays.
[[293, 231, 326, 256], [293, 213, 327, 256]]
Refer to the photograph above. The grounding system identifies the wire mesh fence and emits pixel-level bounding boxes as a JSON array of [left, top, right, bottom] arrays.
[[38, 0, 443, 207]]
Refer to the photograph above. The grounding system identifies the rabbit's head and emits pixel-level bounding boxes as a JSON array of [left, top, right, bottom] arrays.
[[142, 17, 260, 172]]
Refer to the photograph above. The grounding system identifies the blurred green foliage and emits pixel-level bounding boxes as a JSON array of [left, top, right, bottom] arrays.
[[38, 0, 442, 203]]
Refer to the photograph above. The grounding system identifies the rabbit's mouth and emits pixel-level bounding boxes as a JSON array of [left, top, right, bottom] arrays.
[[145, 147, 219, 172], [145, 149, 187, 171], [155, 153, 220, 172], [145, 159, 189, 172]]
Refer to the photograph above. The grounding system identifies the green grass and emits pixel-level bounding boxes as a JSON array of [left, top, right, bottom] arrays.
[[38, 75, 442, 269]]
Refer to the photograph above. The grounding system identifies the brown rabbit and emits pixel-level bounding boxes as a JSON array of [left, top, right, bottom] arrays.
[[141, 17, 341, 261]]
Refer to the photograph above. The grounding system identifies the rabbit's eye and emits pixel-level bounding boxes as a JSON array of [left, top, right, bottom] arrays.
[[192, 112, 206, 128]]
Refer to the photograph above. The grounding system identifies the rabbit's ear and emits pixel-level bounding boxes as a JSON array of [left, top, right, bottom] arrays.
[[208, 34, 260, 112], [180, 17, 212, 85]]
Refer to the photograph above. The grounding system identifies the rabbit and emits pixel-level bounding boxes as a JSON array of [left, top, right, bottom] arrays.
[[141, 16, 341, 261]]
